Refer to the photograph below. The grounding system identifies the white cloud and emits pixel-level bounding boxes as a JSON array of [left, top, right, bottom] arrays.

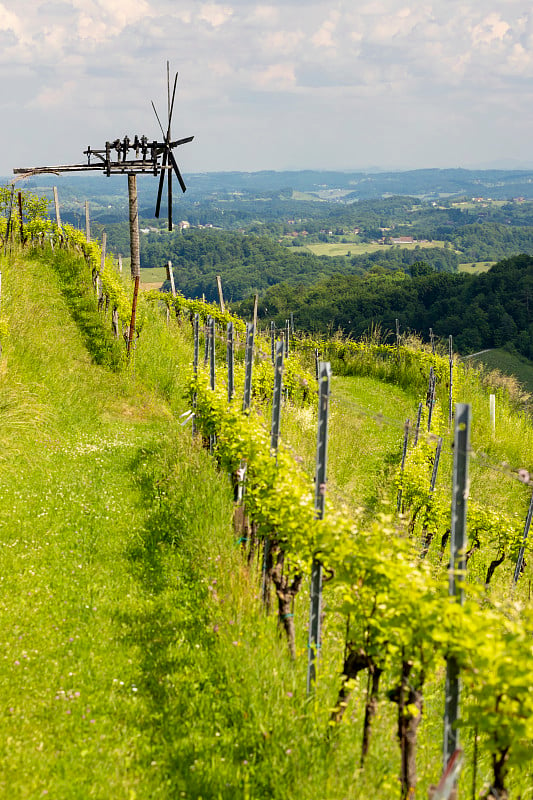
[[251, 5, 278, 23], [264, 30, 305, 54], [311, 10, 339, 48], [30, 80, 76, 109], [3, 0, 533, 173], [253, 62, 296, 90], [0, 4, 22, 35], [199, 3, 234, 27], [471, 13, 511, 46]]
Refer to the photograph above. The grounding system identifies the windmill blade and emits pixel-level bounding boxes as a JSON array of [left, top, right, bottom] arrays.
[[171, 136, 194, 147], [168, 148, 187, 193], [151, 100, 166, 139], [167, 61, 171, 120], [155, 148, 168, 218], [167, 72, 179, 135], [168, 166, 173, 231]]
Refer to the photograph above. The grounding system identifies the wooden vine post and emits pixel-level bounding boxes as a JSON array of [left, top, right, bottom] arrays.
[[85, 200, 90, 242], [490, 394, 496, 435], [227, 322, 234, 402], [427, 367, 437, 432], [270, 321, 275, 364], [396, 318, 401, 356], [216, 275, 225, 313], [127, 276, 140, 356], [167, 260, 176, 297], [443, 402, 471, 789], [53, 186, 62, 230], [17, 192, 25, 244], [100, 232, 107, 274], [307, 361, 331, 693], [242, 322, 255, 412], [253, 294, 258, 333], [414, 401, 423, 446], [192, 313, 199, 437]]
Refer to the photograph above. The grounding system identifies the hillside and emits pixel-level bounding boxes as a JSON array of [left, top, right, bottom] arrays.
[[2, 211, 533, 798], [239, 253, 533, 359]]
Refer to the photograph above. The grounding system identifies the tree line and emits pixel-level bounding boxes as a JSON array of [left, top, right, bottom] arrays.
[[235, 254, 533, 357]]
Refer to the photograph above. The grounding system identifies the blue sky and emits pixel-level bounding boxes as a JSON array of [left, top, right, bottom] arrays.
[[2, 0, 533, 176]]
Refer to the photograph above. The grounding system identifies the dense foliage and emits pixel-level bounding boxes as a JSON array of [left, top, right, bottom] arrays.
[[240, 254, 533, 357]]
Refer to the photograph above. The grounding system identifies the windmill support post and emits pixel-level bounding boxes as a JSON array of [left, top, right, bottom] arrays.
[[128, 174, 141, 279]]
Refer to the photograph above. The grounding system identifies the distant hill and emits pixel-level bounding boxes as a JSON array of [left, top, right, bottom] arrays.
[[5, 167, 533, 216]]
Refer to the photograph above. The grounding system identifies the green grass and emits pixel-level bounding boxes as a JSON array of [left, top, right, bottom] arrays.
[[140, 266, 167, 285], [458, 261, 495, 273], [280, 374, 417, 516], [1, 244, 533, 798], [300, 240, 446, 257]]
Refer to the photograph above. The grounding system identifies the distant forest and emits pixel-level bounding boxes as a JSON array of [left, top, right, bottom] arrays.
[[145, 229, 457, 301], [234, 254, 533, 358]]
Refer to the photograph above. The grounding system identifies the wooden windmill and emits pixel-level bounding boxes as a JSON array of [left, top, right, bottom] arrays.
[[13, 62, 194, 273]]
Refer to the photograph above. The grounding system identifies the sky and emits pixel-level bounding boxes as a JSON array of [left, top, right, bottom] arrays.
[[2, 0, 533, 177]]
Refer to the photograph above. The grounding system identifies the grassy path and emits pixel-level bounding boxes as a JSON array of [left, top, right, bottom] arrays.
[[0, 252, 237, 797], [281, 374, 418, 515]]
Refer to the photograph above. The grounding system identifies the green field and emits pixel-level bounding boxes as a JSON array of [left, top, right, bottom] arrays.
[[458, 261, 495, 273], [300, 240, 446, 257], [140, 266, 167, 285]]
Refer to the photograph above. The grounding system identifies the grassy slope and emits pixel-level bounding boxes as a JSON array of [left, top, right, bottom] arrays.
[[0, 249, 448, 799], [0, 250, 238, 798], [2, 246, 533, 797], [465, 346, 533, 395], [281, 375, 417, 515]]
